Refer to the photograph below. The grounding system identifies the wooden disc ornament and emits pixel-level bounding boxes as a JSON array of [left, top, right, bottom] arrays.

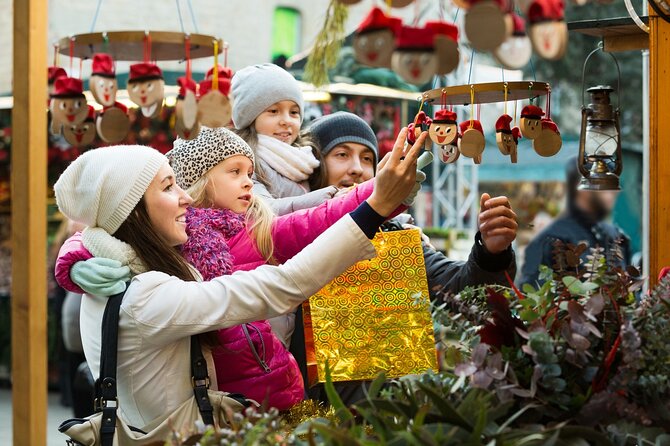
[[353, 7, 401, 69], [458, 120, 486, 159], [429, 109, 459, 146], [96, 102, 130, 144], [174, 76, 199, 140], [493, 14, 533, 69], [127, 62, 165, 118], [464, 1, 508, 52], [197, 73, 233, 128], [391, 26, 439, 85], [49, 77, 88, 135], [63, 105, 97, 147], [519, 104, 545, 139], [533, 118, 562, 156], [439, 137, 461, 164], [426, 21, 460, 75], [89, 53, 118, 107], [527, 0, 568, 61], [494, 114, 521, 163]]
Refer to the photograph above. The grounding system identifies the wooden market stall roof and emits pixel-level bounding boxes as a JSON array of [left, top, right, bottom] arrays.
[[568, 16, 649, 52]]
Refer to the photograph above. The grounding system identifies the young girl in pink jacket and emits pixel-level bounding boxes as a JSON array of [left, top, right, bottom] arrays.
[[55, 126, 414, 410]]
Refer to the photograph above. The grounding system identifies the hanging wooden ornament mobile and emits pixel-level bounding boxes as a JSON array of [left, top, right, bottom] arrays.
[[197, 41, 233, 128]]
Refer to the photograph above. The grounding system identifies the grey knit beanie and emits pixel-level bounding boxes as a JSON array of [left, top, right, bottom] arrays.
[[167, 126, 255, 190], [54, 145, 167, 234], [308, 112, 379, 162], [231, 63, 304, 129]]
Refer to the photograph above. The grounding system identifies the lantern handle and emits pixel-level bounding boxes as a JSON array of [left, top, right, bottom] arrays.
[[581, 42, 621, 110]]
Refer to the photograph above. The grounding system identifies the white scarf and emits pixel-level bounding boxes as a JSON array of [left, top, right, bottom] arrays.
[[82, 227, 148, 275], [255, 134, 319, 182]]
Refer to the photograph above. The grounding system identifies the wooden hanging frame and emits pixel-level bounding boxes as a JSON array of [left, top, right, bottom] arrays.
[[420, 81, 550, 106], [57, 31, 223, 61]]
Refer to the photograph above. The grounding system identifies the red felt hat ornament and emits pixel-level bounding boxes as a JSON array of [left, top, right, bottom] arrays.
[[512, 127, 522, 143], [425, 21, 459, 42], [396, 25, 436, 51], [511, 14, 527, 36], [84, 105, 96, 122], [434, 109, 458, 123], [425, 21, 460, 75], [495, 114, 513, 133], [527, 0, 564, 23], [460, 119, 483, 134], [48, 66, 67, 84], [199, 78, 231, 97], [357, 7, 402, 35], [206, 65, 234, 82], [51, 77, 85, 98], [521, 104, 545, 119], [177, 77, 198, 99], [91, 53, 115, 77], [128, 62, 163, 82]]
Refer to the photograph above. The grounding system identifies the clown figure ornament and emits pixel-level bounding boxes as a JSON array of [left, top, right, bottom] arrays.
[[49, 77, 88, 134], [429, 109, 458, 146], [89, 53, 118, 107], [392, 26, 438, 85], [353, 7, 401, 68], [63, 105, 97, 148], [127, 62, 165, 118]]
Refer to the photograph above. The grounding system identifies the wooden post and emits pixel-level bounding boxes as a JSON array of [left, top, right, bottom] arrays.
[[648, 9, 670, 288], [12, 0, 48, 444]]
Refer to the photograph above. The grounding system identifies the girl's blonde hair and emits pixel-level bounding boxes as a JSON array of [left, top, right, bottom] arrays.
[[186, 171, 277, 263]]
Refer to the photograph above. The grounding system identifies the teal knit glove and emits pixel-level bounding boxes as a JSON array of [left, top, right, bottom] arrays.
[[70, 258, 131, 296]]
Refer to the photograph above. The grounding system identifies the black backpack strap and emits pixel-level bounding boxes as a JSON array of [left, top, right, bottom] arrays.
[[96, 289, 126, 446], [190, 336, 215, 426]]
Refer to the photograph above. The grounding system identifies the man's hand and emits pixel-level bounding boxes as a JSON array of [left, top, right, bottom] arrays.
[[478, 193, 517, 254]]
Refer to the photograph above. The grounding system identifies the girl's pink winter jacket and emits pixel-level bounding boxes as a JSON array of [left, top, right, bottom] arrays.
[[53, 179, 394, 410]]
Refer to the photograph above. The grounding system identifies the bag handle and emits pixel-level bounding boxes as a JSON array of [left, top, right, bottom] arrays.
[[95, 285, 217, 445]]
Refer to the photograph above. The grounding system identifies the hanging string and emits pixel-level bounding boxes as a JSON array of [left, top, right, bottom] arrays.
[[184, 35, 192, 81], [223, 41, 229, 67], [144, 32, 152, 63], [441, 89, 447, 110], [79, 59, 83, 79], [467, 48, 476, 84], [501, 64, 505, 83], [53, 43, 59, 67], [212, 40, 219, 91], [528, 82, 534, 105], [453, 7, 460, 22], [90, 0, 104, 32], [386, 0, 392, 15], [504, 82, 508, 116], [514, 99, 518, 126], [69, 38, 75, 75], [175, 0, 185, 34], [413, 0, 421, 27], [469, 85, 475, 128], [546, 87, 551, 119], [187, 0, 200, 33]]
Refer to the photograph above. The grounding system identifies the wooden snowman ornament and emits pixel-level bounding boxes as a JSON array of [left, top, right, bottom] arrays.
[[495, 114, 521, 163], [425, 21, 460, 75], [465, 0, 508, 52], [127, 62, 165, 118], [494, 14, 533, 69], [89, 53, 118, 107], [527, 0, 568, 61], [519, 104, 545, 139], [429, 109, 459, 146], [391, 26, 438, 85], [174, 76, 200, 140], [49, 77, 88, 135], [458, 119, 486, 163], [198, 66, 233, 128], [533, 118, 562, 156], [63, 105, 97, 148], [96, 102, 130, 144], [353, 7, 402, 68]]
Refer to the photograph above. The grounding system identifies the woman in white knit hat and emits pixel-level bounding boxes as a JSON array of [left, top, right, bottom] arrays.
[[53, 130, 426, 430]]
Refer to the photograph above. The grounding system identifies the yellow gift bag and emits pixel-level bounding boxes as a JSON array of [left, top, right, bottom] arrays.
[[303, 228, 438, 386]]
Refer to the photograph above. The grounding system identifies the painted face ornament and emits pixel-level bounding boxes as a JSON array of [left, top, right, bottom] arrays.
[[49, 77, 88, 134], [63, 105, 97, 147], [527, 0, 568, 61], [429, 109, 459, 146], [391, 26, 438, 85], [127, 62, 165, 118], [520, 104, 545, 139], [494, 14, 533, 70], [440, 134, 461, 164], [89, 53, 118, 107], [425, 21, 460, 75], [458, 119, 486, 161], [353, 7, 402, 68]]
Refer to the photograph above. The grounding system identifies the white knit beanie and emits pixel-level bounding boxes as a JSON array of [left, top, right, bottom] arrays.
[[54, 145, 167, 234], [231, 63, 304, 130], [168, 126, 255, 190]]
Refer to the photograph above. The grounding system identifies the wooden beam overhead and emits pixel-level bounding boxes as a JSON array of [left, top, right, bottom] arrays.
[[568, 16, 650, 51]]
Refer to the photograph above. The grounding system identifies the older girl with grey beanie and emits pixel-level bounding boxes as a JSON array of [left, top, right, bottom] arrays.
[[231, 63, 339, 215]]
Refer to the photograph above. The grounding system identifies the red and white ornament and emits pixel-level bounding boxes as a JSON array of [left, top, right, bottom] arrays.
[[425, 21, 460, 75], [527, 0, 568, 61], [353, 7, 402, 69], [439, 133, 461, 164], [391, 26, 438, 85], [493, 14, 532, 69], [127, 62, 165, 118], [533, 118, 562, 156], [49, 77, 88, 134], [429, 109, 459, 146], [89, 53, 118, 107], [519, 104, 545, 139], [63, 105, 97, 148], [495, 114, 521, 163], [458, 119, 486, 162], [198, 66, 233, 128]]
